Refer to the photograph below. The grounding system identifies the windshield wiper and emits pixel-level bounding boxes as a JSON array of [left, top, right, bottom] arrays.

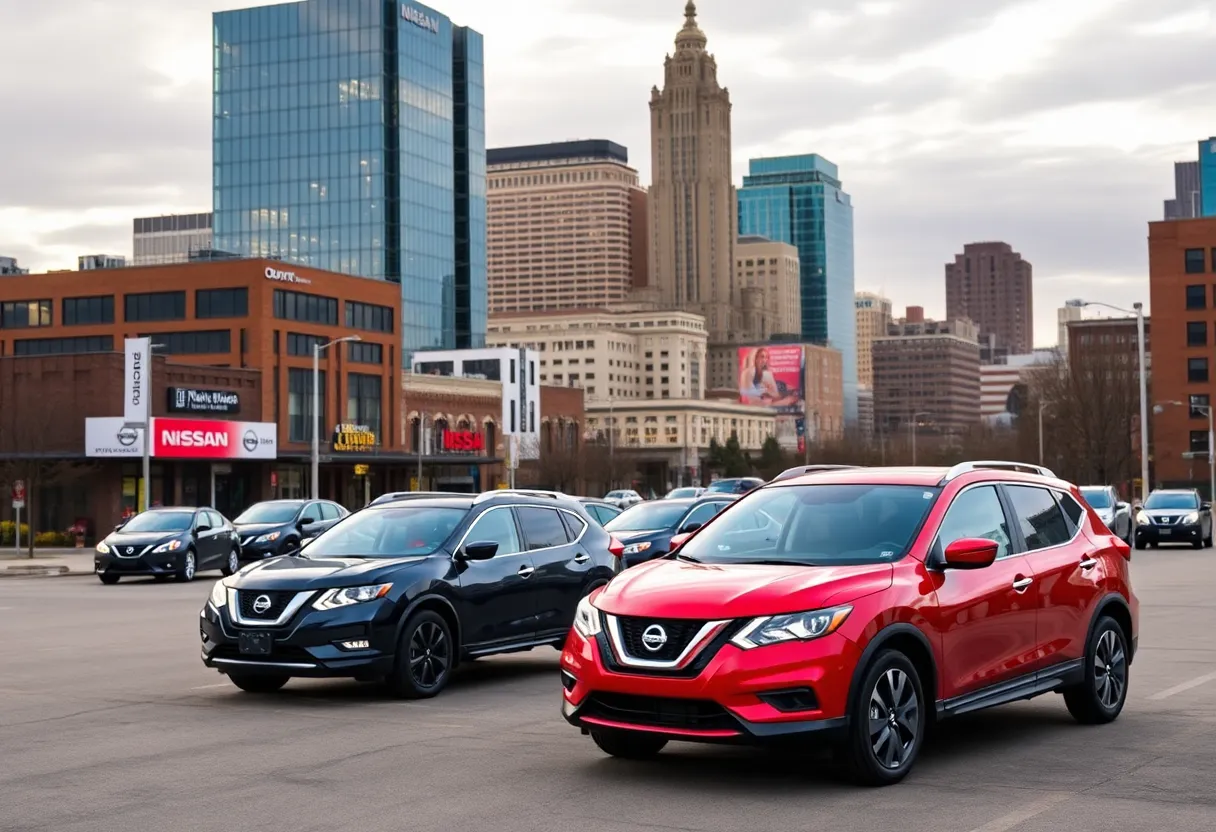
[[733, 559, 815, 567]]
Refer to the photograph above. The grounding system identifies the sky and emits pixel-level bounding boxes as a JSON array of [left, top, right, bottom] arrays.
[[0, 0, 1212, 347]]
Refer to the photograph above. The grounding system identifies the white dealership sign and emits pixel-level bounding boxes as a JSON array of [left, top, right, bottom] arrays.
[[123, 337, 150, 425], [86, 417, 145, 458], [265, 266, 311, 285]]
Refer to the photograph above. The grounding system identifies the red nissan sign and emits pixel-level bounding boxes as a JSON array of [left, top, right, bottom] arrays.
[[442, 430, 484, 452], [151, 418, 277, 460]]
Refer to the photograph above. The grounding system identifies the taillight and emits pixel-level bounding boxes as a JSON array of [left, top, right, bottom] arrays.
[[608, 535, 624, 558]]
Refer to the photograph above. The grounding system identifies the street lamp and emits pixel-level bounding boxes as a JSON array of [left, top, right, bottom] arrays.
[[312, 335, 361, 500], [910, 411, 932, 466], [1155, 400, 1215, 502], [1038, 400, 1049, 467], [1066, 299, 1148, 502]]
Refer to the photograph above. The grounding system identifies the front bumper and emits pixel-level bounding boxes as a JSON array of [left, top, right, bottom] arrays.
[[95, 550, 189, 577], [236, 538, 283, 560], [559, 627, 853, 745], [1136, 523, 1203, 544], [199, 596, 397, 679]]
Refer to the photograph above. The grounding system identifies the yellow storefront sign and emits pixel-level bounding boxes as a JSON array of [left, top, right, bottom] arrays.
[[332, 423, 376, 452]]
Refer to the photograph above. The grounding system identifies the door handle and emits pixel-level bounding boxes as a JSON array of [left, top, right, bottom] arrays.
[[1012, 577, 1033, 592], [517, 565, 535, 578], [573, 553, 590, 564], [1079, 558, 1098, 570]]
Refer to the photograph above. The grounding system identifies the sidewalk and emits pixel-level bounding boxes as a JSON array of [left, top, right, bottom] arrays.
[[0, 549, 96, 578]]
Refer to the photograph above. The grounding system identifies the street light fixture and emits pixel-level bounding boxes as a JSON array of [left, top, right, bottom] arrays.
[[910, 411, 932, 466], [312, 335, 362, 500], [1155, 400, 1215, 502], [1038, 399, 1050, 467], [1066, 299, 1148, 503]]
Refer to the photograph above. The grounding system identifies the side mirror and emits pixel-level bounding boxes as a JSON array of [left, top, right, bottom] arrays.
[[941, 538, 999, 570], [679, 522, 703, 535], [669, 532, 692, 551], [460, 540, 499, 561], [1203, 503, 1212, 511], [1116, 502, 1130, 512], [299, 516, 317, 527], [195, 524, 212, 534]]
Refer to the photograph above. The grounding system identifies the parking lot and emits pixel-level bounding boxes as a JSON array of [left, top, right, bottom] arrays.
[[2, 550, 1215, 832]]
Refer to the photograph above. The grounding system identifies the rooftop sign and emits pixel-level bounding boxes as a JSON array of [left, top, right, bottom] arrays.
[[402, 5, 440, 33]]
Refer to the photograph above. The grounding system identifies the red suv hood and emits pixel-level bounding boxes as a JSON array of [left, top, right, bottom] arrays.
[[595, 559, 894, 620]]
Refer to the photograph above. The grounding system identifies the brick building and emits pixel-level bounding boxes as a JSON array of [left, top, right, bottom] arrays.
[[945, 241, 1033, 358]]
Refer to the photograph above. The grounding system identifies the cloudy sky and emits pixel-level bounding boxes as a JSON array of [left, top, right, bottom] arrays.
[[1, 0, 1212, 346]]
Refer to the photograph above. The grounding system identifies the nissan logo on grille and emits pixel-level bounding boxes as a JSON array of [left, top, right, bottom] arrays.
[[641, 624, 668, 652], [252, 595, 273, 614]]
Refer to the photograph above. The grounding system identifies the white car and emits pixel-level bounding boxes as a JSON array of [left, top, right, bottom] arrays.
[[1079, 485, 1132, 542], [604, 489, 643, 509]]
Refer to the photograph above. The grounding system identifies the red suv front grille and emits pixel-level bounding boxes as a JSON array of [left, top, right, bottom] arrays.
[[616, 616, 706, 662], [581, 692, 737, 732]]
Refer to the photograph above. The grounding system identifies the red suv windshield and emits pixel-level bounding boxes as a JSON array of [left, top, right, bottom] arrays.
[[679, 484, 941, 566]]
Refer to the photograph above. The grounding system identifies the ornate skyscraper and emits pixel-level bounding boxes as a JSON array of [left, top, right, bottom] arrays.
[[647, 2, 737, 342]]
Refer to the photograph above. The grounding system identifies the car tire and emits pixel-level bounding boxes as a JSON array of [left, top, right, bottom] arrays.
[[175, 549, 197, 583], [221, 547, 240, 576], [1063, 616, 1129, 725], [387, 610, 454, 700], [227, 673, 289, 694], [98, 573, 120, 585], [590, 728, 668, 760], [839, 650, 926, 787], [1133, 536, 1146, 550], [1205, 533, 1213, 548]]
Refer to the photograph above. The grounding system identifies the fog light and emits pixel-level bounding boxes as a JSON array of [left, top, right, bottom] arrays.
[[341, 640, 370, 650]]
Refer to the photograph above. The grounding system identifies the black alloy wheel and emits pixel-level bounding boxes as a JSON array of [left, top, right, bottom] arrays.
[[1063, 616, 1129, 724], [175, 549, 197, 583], [839, 650, 925, 786], [227, 673, 289, 693], [222, 548, 240, 577], [388, 610, 453, 699], [590, 728, 668, 760]]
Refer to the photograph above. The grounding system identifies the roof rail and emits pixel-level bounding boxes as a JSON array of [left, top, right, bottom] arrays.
[[940, 461, 1056, 483], [370, 491, 469, 506], [473, 489, 572, 503], [772, 464, 864, 483]]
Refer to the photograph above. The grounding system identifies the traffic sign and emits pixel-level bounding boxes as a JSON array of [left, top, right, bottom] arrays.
[[12, 480, 25, 502]]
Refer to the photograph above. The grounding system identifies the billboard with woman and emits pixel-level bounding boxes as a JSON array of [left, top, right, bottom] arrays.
[[737, 346, 805, 415]]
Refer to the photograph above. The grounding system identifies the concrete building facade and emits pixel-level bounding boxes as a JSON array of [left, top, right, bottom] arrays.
[[855, 291, 892, 389], [734, 236, 801, 341], [132, 213, 214, 265], [945, 241, 1033, 358]]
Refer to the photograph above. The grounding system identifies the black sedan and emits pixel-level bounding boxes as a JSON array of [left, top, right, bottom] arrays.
[[200, 492, 618, 698], [95, 507, 240, 584], [603, 495, 736, 568], [233, 499, 349, 560], [704, 477, 765, 495]]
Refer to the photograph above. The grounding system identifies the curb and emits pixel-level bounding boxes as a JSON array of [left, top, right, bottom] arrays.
[[1, 565, 73, 578]]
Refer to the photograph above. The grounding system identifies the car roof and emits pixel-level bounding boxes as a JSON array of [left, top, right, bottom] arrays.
[[768, 463, 1070, 490], [250, 499, 307, 506], [145, 506, 201, 512], [369, 496, 476, 510]]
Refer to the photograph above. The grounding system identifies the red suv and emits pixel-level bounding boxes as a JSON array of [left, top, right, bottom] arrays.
[[560, 462, 1137, 785]]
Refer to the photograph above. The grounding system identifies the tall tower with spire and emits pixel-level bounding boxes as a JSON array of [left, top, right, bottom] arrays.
[[647, 1, 737, 344]]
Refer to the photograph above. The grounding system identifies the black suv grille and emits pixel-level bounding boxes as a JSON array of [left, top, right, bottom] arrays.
[[616, 616, 706, 662], [236, 590, 297, 621], [582, 693, 737, 732]]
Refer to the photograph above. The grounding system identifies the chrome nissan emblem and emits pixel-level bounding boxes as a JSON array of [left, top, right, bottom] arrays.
[[641, 624, 668, 652], [252, 595, 272, 614], [126, 547, 134, 555]]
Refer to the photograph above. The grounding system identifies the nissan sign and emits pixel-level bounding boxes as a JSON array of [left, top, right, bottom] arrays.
[[402, 4, 440, 33], [123, 337, 151, 424], [168, 387, 241, 415], [265, 266, 311, 285]]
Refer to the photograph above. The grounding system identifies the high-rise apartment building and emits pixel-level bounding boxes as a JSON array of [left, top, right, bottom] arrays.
[[1165, 161, 1201, 220], [0, 256, 27, 276], [872, 306, 981, 438], [737, 154, 857, 421], [734, 236, 801, 340], [133, 213, 214, 265], [855, 291, 892, 389], [647, 2, 737, 340], [486, 140, 647, 314], [945, 241, 1033, 358], [212, 0, 486, 353]]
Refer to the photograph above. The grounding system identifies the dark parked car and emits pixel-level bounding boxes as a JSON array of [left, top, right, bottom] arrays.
[[705, 477, 765, 495], [1134, 488, 1213, 549], [200, 492, 622, 698], [95, 507, 240, 584], [603, 495, 736, 568], [578, 497, 624, 526], [233, 500, 349, 560]]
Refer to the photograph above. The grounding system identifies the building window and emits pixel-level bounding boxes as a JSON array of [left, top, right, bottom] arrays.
[[1185, 249, 1207, 274], [1191, 431, 1210, 454], [62, 296, 114, 326], [348, 341, 383, 364], [1191, 394, 1210, 418], [1, 300, 52, 329], [196, 288, 249, 319], [347, 373, 382, 439], [125, 291, 186, 322], [141, 330, 231, 355], [1189, 321, 1208, 347], [288, 367, 325, 443], [1187, 285, 1206, 309], [344, 301, 393, 333], [1189, 357, 1209, 383], [13, 335, 113, 356], [286, 332, 327, 357], [273, 289, 338, 326]]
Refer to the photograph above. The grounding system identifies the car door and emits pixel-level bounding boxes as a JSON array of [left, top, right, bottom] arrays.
[[296, 502, 326, 540], [193, 510, 222, 568], [211, 510, 237, 563], [516, 506, 586, 638], [453, 506, 539, 649], [677, 501, 722, 535], [929, 483, 1040, 696]]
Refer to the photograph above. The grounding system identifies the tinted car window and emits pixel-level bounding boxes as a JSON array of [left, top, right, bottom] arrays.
[[120, 510, 194, 533], [321, 503, 341, 521], [464, 507, 522, 556], [206, 510, 225, 529], [560, 511, 587, 541], [1145, 492, 1199, 510], [301, 503, 322, 522], [936, 486, 1012, 560], [305, 507, 466, 558], [1079, 488, 1112, 509], [588, 504, 619, 525], [605, 502, 689, 532], [1005, 485, 1073, 550], [516, 507, 570, 550], [234, 502, 302, 524], [681, 502, 720, 531], [1057, 492, 1086, 531]]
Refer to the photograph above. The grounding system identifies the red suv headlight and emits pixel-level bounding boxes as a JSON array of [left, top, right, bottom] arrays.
[[730, 605, 852, 650], [573, 595, 603, 639]]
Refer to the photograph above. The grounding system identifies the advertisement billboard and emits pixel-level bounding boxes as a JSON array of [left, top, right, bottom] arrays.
[[85, 417, 145, 458], [123, 337, 151, 424], [151, 418, 276, 459], [738, 346, 805, 415]]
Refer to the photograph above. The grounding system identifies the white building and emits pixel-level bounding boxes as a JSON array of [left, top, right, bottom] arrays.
[[0, 256, 28, 275], [78, 254, 127, 270], [133, 213, 214, 265], [1057, 305, 1083, 355]]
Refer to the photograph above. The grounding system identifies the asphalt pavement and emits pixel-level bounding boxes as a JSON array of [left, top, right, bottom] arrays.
[[1, 550, 1215, 832]]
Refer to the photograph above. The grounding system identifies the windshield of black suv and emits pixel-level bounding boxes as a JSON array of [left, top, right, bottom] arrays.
[[120, 511, 194, 533], [302, 507, 466, 558], [706, 480, 743, 493], [234, 502, 303, 524], [605, 502, 691, 532], [1145, 492, 1199, 510], [677, 484, 941, 566], [1080, 488, 1112, 509]]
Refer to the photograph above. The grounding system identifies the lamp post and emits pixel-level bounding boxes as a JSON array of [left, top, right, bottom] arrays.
[[1066, 299, 1148, 502], [1155, 400, 1215, 502], [1038, 400, 1048, 466], [312, 335, 361, 501], [608, 396, 615, 491], [416, 413, 426, 492], [910, 411, 932, 466]]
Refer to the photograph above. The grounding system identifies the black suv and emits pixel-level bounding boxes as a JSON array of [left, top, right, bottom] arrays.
[[233, 499, 349, 560], [96, 507, 240, 584], [200, 492, 620, 697], [1135, 488, 1213, 549], [705, 477, 765, 495], [603, 495, 736, 568]]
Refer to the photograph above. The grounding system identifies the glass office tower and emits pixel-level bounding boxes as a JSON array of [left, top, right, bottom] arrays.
[[212, 0, 486, 352], [1201, 138, 1216, 218], [738, 154, 858, 423]]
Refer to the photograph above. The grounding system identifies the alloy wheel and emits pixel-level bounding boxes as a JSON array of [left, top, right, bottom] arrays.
[[868, 668, 919, 769], [1094, 629, 1127, 710], [408, 621, 450, 690], [184, 552, 196, 581]]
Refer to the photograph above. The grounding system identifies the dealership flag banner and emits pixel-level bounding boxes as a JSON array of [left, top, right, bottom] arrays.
[[123, 337, 151, 424]]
